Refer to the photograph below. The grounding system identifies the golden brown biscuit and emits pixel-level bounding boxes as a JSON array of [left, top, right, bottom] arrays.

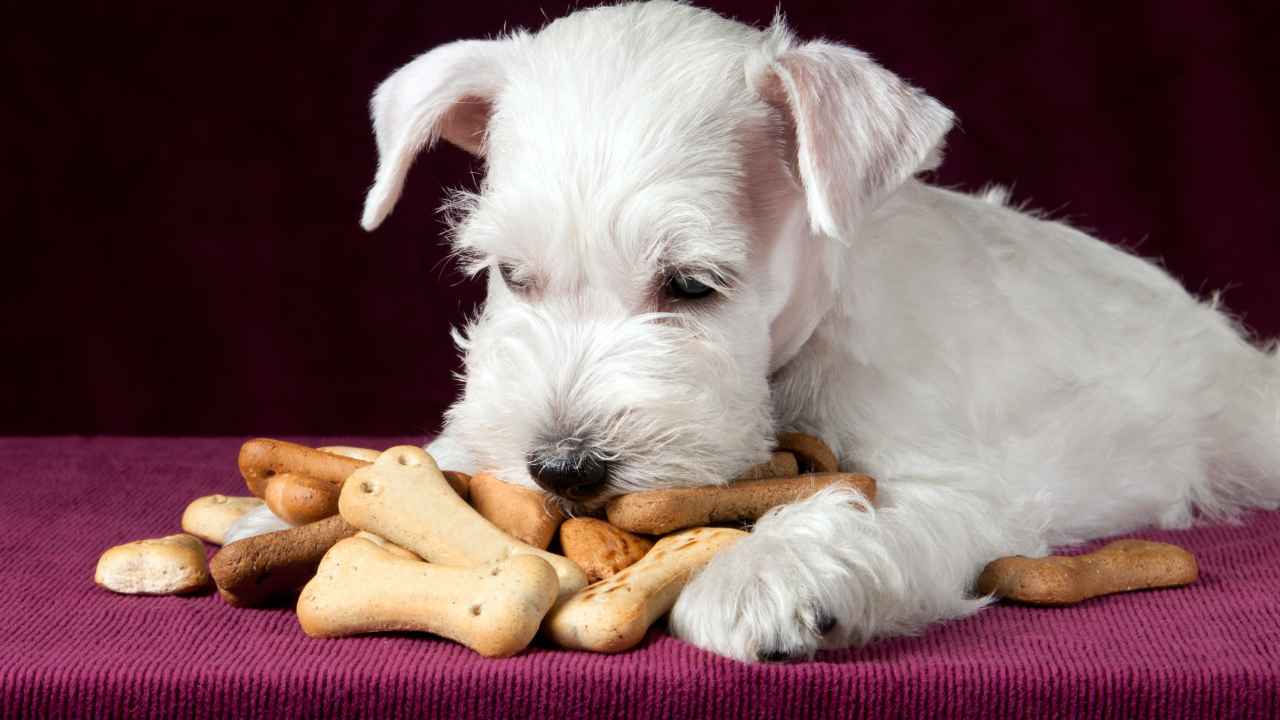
[[559, 518, 654, 582], [775, 432, 840, 473], [263, 472, 340, 525], [976, 539, 1199, 605], [468, 472, 565, 549], [606, 472, 876, 535], [238, 438, 367, 498]]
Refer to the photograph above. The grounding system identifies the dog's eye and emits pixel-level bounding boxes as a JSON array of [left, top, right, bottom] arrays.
[[664, 273, 716, 301], [497, 262, 529, 291]]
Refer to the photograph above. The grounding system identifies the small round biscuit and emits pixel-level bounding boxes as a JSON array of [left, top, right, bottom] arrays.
[[181, 494, 264, 545], [95, 534, 211, 595]]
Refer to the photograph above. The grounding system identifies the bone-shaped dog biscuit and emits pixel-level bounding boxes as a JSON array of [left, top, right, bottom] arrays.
[[319, 444, 475, 495], [297, 537, 559, 657], [606, 472, 876, 535], [976, 539, 1198, 605], [545, 526, 747, 653], [181, 494, 264, 545], [323, 446, 476, 497], [468, 472, 566, 549], [338, 446, 588, 601]]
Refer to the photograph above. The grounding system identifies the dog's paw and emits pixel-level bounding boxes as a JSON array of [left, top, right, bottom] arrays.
[[668, 528, 844, 662]]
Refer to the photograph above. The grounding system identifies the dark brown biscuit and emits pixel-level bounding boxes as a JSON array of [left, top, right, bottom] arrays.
[[210, 515, 357, 607]]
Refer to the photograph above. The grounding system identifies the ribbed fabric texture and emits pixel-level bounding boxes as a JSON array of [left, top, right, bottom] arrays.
[[1, 437, 1278, 719]]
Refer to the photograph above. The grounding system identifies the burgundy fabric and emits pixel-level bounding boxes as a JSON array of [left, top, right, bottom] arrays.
[[1, 436, 1278, 719], [3, 3, 1280, 435]]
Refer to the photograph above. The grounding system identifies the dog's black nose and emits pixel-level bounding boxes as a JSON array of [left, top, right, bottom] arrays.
[[526, 453, 610, 500]]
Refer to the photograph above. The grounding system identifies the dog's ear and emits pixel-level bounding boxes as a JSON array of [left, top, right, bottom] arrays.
[[361, 39, 511, 231], [755, 30, 953, 241]]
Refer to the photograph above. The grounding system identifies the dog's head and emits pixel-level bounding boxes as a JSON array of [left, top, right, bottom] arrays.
[[361, 2, 951, 505]]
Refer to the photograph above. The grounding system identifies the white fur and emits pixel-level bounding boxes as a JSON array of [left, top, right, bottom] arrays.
[[223, 504, 292, 545], [445, 301, 774, 498], [229, 1, 1280, 662]]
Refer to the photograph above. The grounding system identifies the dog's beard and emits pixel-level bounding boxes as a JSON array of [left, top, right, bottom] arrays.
[[445, 298, 776, 504]]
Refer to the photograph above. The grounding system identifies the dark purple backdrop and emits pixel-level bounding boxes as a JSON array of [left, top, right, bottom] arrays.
[[3, 2, 1278, 435]]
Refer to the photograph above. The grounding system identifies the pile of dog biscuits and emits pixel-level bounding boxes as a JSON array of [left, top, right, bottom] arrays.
[[94, 433, 1198, 658], [95, 434, 876, 657]]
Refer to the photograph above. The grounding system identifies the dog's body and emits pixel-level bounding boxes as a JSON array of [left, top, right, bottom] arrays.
[[229, 1, 1280, 661]]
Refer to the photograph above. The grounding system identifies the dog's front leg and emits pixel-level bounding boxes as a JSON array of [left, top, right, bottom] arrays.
[[669, 479, 1044, 662]]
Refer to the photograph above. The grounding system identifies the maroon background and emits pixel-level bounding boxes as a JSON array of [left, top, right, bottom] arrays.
[[3, 2, 1278, 435]]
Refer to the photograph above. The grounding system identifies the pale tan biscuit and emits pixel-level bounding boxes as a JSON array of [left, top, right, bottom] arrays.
[[95, 534, 211, 595], [297, 537, 559, 658], [606, 472, 876, 535], [180, 494, 264, 545], [317, 447, 473, 498], [558, 518, 654, 583], [263, 472, 340, 525], [209, 515, 357, 607], [976, 539, 1199, 605], [354, 531, 421, 560], [468, 472, 565, 549], [238, 438, 367, 498], [338, 446, 588, 601], [775, 432, 840, 473], [736, 451, 800, 480], [316, 445, 383, 462], [545, 526, 747, 653]]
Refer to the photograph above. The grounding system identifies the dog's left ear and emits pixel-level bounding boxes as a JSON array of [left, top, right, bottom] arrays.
[[361, 38, 513, 231], [755, 31, 954, 241]]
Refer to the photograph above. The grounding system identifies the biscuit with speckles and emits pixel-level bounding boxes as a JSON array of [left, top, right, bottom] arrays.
[[977, 539, 1198, 605], [606, 472, 875, 535], [546, 526, 746, 653]]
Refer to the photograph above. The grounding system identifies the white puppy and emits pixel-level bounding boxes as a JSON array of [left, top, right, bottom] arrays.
[[230, 1, 1280, 662]]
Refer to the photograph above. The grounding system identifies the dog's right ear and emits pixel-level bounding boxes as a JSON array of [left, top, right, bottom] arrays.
[[751, 20, 953, 243], [361, 39, 512, 231]]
